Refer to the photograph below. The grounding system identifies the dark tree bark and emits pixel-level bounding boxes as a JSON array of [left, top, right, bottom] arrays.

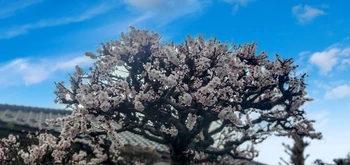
[[280, 133, 310, 165]]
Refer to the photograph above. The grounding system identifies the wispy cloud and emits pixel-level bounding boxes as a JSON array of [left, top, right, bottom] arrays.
[[221, 0, 255, 14], [292, 4, 326, 25], [324, 85, 350, 100], [123, 0, 164, 10], [92, 11, 155, 39], [0, 0, 43, 19], [0, 54, 94, 86], [123, 0, 210, 26], [55, 56, 94, 70], [0, 3, 116, 39]]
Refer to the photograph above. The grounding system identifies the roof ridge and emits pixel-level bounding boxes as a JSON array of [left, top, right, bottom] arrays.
[[0, 103, 72, 114]]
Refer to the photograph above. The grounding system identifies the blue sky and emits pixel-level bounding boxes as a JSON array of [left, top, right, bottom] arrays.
[[0, 0, 349, 164]]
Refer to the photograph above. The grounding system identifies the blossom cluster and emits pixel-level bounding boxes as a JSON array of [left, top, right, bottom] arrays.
[[186, 113, 198, 131], [160, 126, 179, 137]]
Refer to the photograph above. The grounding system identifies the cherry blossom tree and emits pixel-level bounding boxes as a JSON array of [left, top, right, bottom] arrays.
[[0, 26, 322, 165]]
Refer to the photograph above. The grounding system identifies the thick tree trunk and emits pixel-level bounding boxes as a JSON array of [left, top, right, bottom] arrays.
[[167, 127, 194, 165], [169, 139, 192, 165], [170, 151, 191, 165], [290, 134, 309, 165]]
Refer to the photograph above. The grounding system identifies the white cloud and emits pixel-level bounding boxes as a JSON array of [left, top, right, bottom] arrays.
[[123, 0, 210, 26], [340, 48, 350, 56], [0, 58, 52, 86], [0, 3, 116, 39], [324, 85, 350, 100], [309, 45, 350, 74], [221, 0, 255, 14], [0, 55, 94, 86], [292, 4, 326, 24], [309, 48, 340, 75], [0, 0, 43, 19]]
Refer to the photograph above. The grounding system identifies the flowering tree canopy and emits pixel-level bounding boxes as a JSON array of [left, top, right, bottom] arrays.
[[0, 26, 322, 165]]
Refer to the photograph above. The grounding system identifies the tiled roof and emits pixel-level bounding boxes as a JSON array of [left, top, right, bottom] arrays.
[[0, 104, 71, 132], [0, 103, 168, 152]]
